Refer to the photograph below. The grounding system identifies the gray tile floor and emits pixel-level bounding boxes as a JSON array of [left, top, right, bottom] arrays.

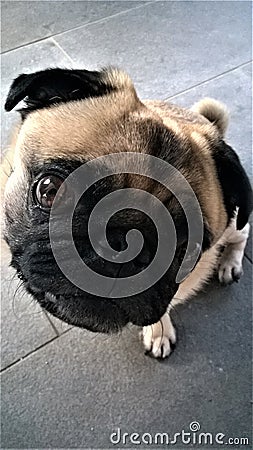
[[1, 1, 252, 448]]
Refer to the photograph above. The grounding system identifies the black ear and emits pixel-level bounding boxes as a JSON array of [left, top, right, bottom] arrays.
[[5, 67, 115, 117], [212, 141, 253, 230]]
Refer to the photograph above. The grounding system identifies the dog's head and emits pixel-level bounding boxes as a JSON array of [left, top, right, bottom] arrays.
[[3, 67, 252, 333]]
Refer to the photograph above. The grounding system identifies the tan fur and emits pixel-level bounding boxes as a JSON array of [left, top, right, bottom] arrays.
[[2, 68, 228, 247], [173, 245, 218, 304], [191, 97, 229, 137], [103, 66, 138, 96], [14, 91, 141, 163], [1, 125, 21, 221], [143, 100, 228, 242]]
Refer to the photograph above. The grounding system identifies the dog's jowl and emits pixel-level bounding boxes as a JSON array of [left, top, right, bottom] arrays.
[[2, 67, 252, 358]]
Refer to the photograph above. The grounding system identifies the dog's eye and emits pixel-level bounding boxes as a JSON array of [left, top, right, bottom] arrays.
[[35, 175, 64, 209]]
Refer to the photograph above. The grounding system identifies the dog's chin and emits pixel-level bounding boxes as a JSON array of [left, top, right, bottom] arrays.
[[14, 251, 179, 333], [27, 283, 174, 334], [41, 292, 130, 333]]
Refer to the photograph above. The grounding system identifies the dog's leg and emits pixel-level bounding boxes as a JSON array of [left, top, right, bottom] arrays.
[[141, 220, 250, 358], [141, 245, 219, 359], [142, 307, 176, 359], [218, 222, 250, 285]]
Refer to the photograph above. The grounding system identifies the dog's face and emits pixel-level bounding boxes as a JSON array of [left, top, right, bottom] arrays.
[[3, 67, 252, 333]]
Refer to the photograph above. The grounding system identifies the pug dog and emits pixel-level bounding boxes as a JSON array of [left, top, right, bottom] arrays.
[[2, 67, 252, 359]]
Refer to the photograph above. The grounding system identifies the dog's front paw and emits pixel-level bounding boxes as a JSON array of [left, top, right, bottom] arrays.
[[141, 313, 176, 359], [218, 247, 243, 285]]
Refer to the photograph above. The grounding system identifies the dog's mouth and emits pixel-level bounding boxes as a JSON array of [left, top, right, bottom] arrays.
[[21, 275, 173, 333], [11, 244, 179, 333], [42, 291, 130, 333], [20, 278, 130, 333]]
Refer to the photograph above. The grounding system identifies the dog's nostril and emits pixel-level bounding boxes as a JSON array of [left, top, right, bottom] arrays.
[[134, 246, 152, 268], [95, 238, 127, 263], [92, 226, 155, 271], [96, 229, 128, 256], [108, 232, 128, 253]]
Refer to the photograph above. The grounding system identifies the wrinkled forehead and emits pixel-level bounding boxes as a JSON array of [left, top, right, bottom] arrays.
[[10, 96, 189, 198], [13, 92, 146, 166], [9, 103, 183, 201], [14, 107, 113, 165]]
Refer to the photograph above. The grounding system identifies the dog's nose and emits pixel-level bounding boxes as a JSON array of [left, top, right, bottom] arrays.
[[134, 244, 152, 269], [97, 226, 154, 271]]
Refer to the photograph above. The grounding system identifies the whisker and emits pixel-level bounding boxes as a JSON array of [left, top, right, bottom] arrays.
[[6, 273, 43, 319], [2, 155, 14, 177], [11, 281, 26, 319]]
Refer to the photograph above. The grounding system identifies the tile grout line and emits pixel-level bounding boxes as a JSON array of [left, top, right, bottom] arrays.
[[0, 328, 72, 374], [59, 1, 154, 32], [0, 337, 58, 374], [51, 0, 155, 39], [164, 60, 253, 101], [50, 37, 75, 65], [42, 310, 61, 337], [1, 1, 155, 56], [245, 254, 253, 264]]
